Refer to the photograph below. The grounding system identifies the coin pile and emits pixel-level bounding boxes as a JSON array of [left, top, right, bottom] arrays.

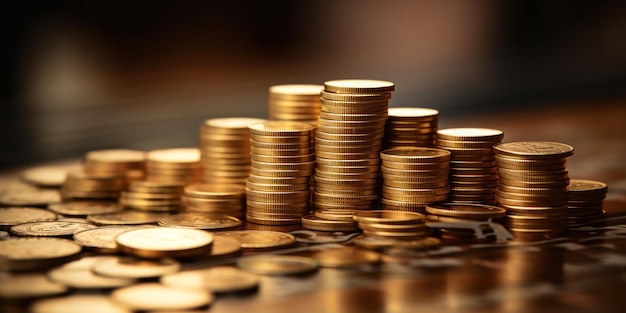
[[268, 84, 323, 124], [380, 147, 451, 213], [199, 117, 267, 185], [494, 141, 574, 238], [246, 121, 316, 225], [353, 210, 430, 241], [567, 179, 608, 226], [436, 128, 503, 204], [313, 79, 394, 212], [182, 183, 246, 219], [82, 149, 146, 178], [384, 107, 439, 149], [61, 169, 125, 200], [145, 148, 202, 184], [120, 180, 184, 212]]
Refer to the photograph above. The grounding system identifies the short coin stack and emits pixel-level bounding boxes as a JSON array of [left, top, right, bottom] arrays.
[[182, 183, 246, 219], [246, 121, 316, 225], [82, 149, 146, 178], [120, 180, 185, 213], [268, 84, 323, 125], [380, 147, 451, 213], [436, 128, 503, 204], [567, 179, 608, 226], [425, 202, 506, 242], [60, 169, 125, 200], [199, 117, 267, 185], [353, 210, 430, 241], [145, 148, 203, 184], [494, 141, 574, 238], [313, 79, 394, 212], [384, 107, 439, 149]]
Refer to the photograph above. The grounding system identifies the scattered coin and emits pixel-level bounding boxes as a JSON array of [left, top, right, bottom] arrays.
[[161, 266, 259, 293], [0, 237, 82, 271], [158, 213, 242, 230], [73, 225, 150, 251], [116, 227, 214, 258], [312, 246, 381, 268], [0, 187, 61, 206], [21, 164, 75, 187], [47, 256, 136, 289], [31, 295, 132, 313], [215, 230, 296, 250], [10, 221, 96, 237], [87, 210, 167, 225], [0, 272, 68, 299], [111, 282, 213, 311], [48, 201, 123, 216], [238, 255, 319, 275], [92, 256, 180, 279], [0, 207, 57, 230]]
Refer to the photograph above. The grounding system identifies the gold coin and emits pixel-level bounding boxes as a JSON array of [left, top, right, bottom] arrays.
[[301, 215, 359, 232], [250, 140, 313, 150], [316, 164, 379, 174], [0, 207, 57, 229], [47, 201, 122, 216], [238, 255, 319, 276], [381, 161, 448, 171], [353, 210, 425, 224], [205, 235, 243, 259], [184, 183, 244, 199], [316, 157, 379, 166], [128, 180, 184, 193], [250, 134, 311, 143], [436, 139, 499, 149], [312, 246, 380, 268], [47, 256, 137, 289], [203, 117, 267, 132], [92, 256, 180, 279], [157, 213, 241, 230], [315, 130, 384, 141], [251, 153, 315, 163], [381, 173, 448, 183], [116, 227, 213, 258], [245, 215, 301, 226], [425, 203, 505, 219], [269, 84, 323, 100], [0, 273, 68, 300], [73, 226, 150, 250], [315, 170, 379, 180], [495, 195, 567, 207], [251, 160, 315, 171], [31, 295, 132, 313], [87, 211, 169, 226], [388, 107, 439, 119], [248, 121, 315, 136], [320, 104, 389, 114], [246, 199, 310, 210], [245, 189, 310, 201], [354, 235, 440, 250], [215, 230, 296, 250], [112, 282, 213, 311], [380, 166, 449, 177], [382, 179, 449, 189], [494, 141, 574, 159], [324, 79, 394, 94], [319, 111, 381, 121], [498, 178, 570, 188], [250, 146, 314, 156], [315, 124, 385, 135], [380, 147, 451, 162], [147, 148, 201, 164], [436, 146, 494, 156], [313, 209, 358, 221], [246, 181, 309, 192], [317, 117, 387, 128], [436, 128, 503, 141], [313, 202, 374, 210], [497, 184, 568, 195], [358, 222, 428, 233], [315, 143, 382, 154], [0, 237, 81, 262], [315, 150, 380, 160], [381, 193, 448, 203], [0, 187, 57, 206], [250, 167, 313, 177], [161, 266, 257, 293], [21, 165, 73, 187], [247, 174, 310, 185], [569, 178, 608, 194], [382, 185, 450, 196], [320, 90, 391, 101], [10, 221, 96, 237]]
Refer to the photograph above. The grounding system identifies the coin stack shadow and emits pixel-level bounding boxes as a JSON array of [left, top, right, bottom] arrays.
[[313, 79, 394, 213], [199, 117, 267, 185], [567, 179, 608, 226], [380, 147, 451, 213], [436, 128, 503, 205], [246, 121, 316, 225], [494, 141, 574, 238], [383, 107, 439, 149], [268, 84, 324, 125], [182, 183, 246, 219], [145, 148, 203, 184]]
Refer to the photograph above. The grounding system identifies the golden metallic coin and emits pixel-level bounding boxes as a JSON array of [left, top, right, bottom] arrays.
[[0, 207, 57, 229], [245, 215, 301, 226], [495, 189, 568, 201], [0, 273, 68, 300], [388, 107, 439, 119], [73, 226, 150, 250], [319, 111, 382, 121], [47, 256, 137, 289], [248, 121, 315, 136], [184, 183, 244, 199], [436, 128, 503, 141], [246, 181, 310, 192], [425, 203, 506, 219], [157, 213, 241, 230], [381, 173, 448, 183], [312, 246, 380, 268], [48, 201, 122, 216], [315, 150, 381, 160], [317, 117, 387, 128], [495, 195, 568, 207], [320, 104, 389, 114], [147, 148, 201, 164], [85, 149, 146, 164], [320, 90, 391, 101], [315, 169, 379, 180], [353, 210, 426, 225], [380, 147, 451, 162], [92, 256, 180, 279], [128, 180, 184, 193], [315, 123, 385, 135], [246, 199, 310, 210], [301, 215, 359, 232], [207, 235, 243, 259], [251, 153, 315, 163], [499, 204, 568, 217], [380, 166, 449, 177], [250, 134, 311, 143], [116, 227, 213, 258], [161, 266, 258, 293], [354, 235, 440, 250], [238, 255, 319, 276], [112, 282, 213, 311], [380, 198, 427, 209], [436, 139, 499, 149], [203, 117, 267, 132], [569, 178, 608, 195], [313, 202, 374, 210], [315, 129, 384, 141], [0, 187, 61, 206], [31, 295, 132, 313], [21, 164, 74, 187], [269, 84, 323, 100], [358, 222, 428, 233], [316, 157, 379, 166], [315, 143, 382, 154], [10, 221, 96, 237], [313, 209, 358, 221], [493, 141, 574, 159], [436, 146, 495, 156], [383, 185, 450, 196], [250, 160, 316, 171], [382, 179, 449, 189], [0, 237, 81, 266], [250, 146, 314, 156], [497, 184, 568, 195], [215, 230, 296, 250], [324, 79, 395, 94]]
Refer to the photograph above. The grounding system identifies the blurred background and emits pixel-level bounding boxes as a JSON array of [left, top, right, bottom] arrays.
[[2, 0, 625, 169]]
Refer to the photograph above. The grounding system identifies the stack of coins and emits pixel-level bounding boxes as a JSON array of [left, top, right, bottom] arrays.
[[82, 149, 146, 178], [61, 169, 125, 200], [119, 180, 184, 212], [246, 121, 316, 225], [567, 179, 608, 226], [384, 107, 439, 149], [353, 210, 430, 241], [182, 184, 246, 219], [425, 202, 506, 243], [199, 117, 267, 185], [380, 148, 451, 213], [494, 141, 574, 238], [146, 148, 202, 184], [314, 79, 394, 212], [268, 84, 323, 124], [436, 128, 503, 204]]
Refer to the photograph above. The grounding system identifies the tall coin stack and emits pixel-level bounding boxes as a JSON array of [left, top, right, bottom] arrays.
[[567, 179, 608, 226], [246, 121, 316, 225], [384, 107, 439, 149], [146, 148, 203, 184], [313, 79, 394, 212], [436, 128, 503, 204], [380, 148, 451, 213], [268, 84, 324, 125], [199, 117, 267, 185], [493, 141, 574, 238], [182, 183, 246, 219]]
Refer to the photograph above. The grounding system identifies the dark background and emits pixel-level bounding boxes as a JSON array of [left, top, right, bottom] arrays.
[[2, 0, 625, 169]]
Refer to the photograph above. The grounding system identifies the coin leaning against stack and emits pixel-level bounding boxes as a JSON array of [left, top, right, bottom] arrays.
[[268, 84, 323, 125], [182, 183, 246, 219], [567, 179, 608, 226], [199, 117, 267, 185], [384, 107, 439, 149], [145, 148, 203, 184], [380, 147, 451, 213], [313, 79, 394, 214], [436, 128, 503, 205], [494, 141, 574, 238], [246, 121, 316, 225]]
